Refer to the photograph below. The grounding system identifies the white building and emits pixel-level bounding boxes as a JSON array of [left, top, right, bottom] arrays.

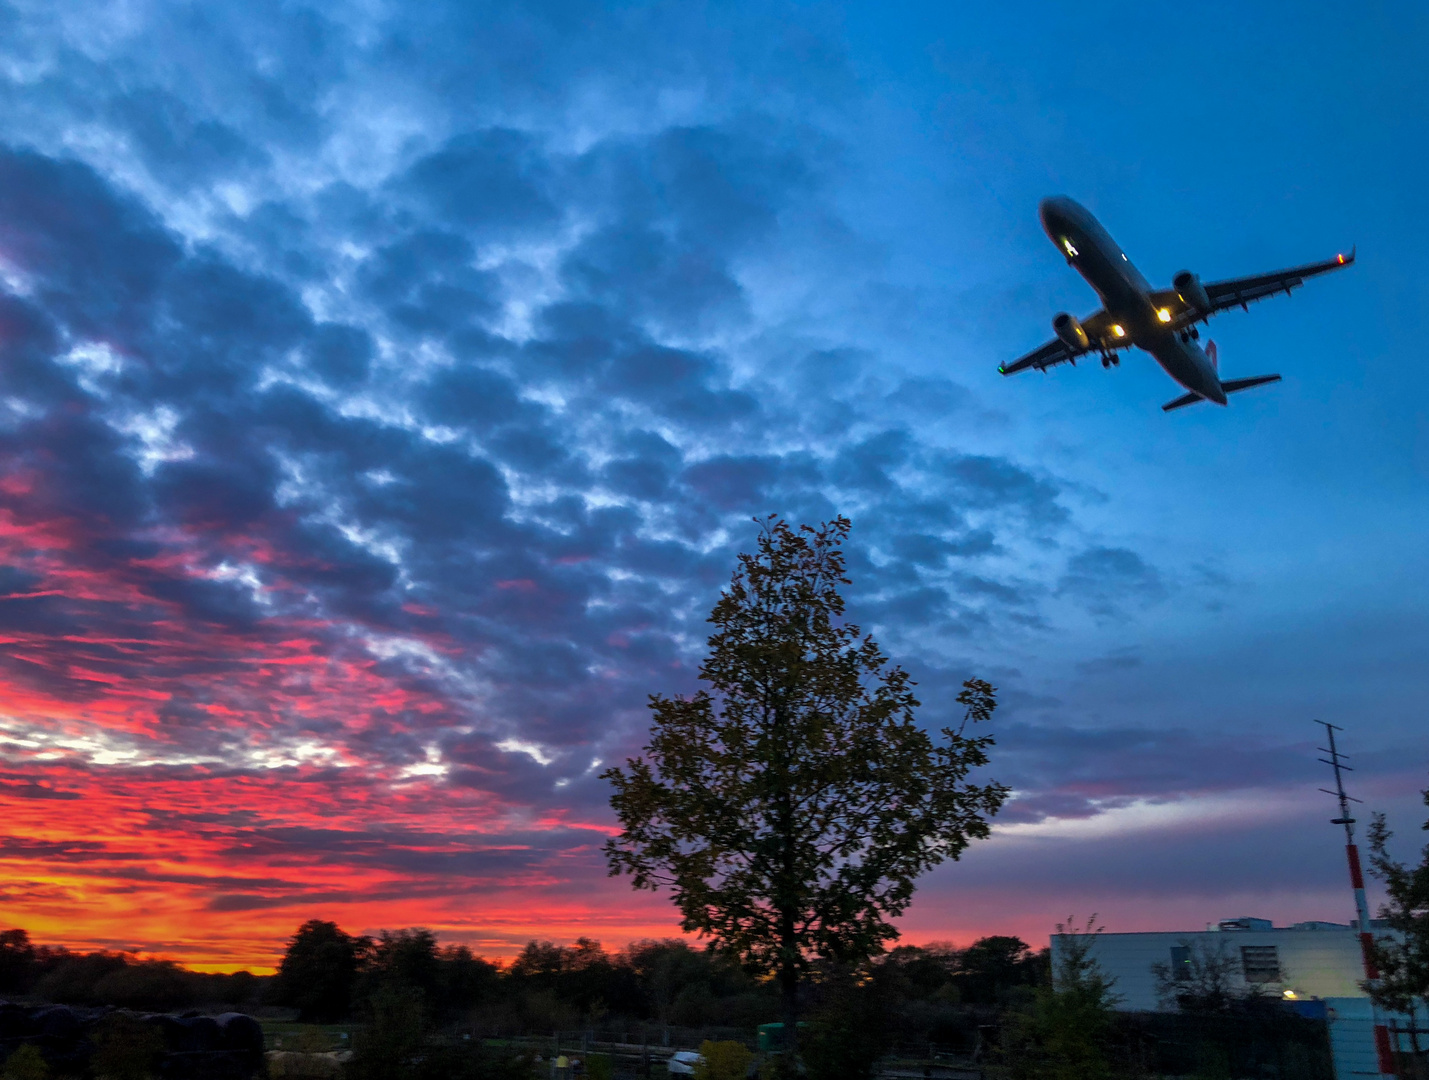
[[1054, 916, 1368, 1010], [1052, 916, 1407, 1080]]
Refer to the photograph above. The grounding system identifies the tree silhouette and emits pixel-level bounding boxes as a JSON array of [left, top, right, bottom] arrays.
[[604, 516, 1007, 1060], [1365, 788, 1429, 1047], [276, 919, 370, 1022]]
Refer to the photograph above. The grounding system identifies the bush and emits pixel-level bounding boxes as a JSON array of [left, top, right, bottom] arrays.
[[693, 1040, 753, 1080], [361, 1039, 537, 1080], [994, 918, 1121, 1080], [91, 1013, 166, 1080], [2, 1045, 49, 1080], [800, 966, 890, 1080], [348, 986, 426, 1080]]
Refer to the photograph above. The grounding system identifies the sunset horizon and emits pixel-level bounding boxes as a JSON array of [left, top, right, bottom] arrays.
[[0, 0, 1424, 1012]]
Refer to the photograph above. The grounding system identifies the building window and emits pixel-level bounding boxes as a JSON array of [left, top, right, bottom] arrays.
[[1170, 946, 1192, 982], [1240, 945, 1280, 984]]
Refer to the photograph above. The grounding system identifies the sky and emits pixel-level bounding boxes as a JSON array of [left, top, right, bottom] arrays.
[[0, 0, 1425, 973]]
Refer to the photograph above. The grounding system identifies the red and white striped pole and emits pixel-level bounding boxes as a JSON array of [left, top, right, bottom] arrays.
[[1318, 721, 1395, 1078]]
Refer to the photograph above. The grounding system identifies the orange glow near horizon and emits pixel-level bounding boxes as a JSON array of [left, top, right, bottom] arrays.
[[0, 751, 1060, 972], [0, 496, 1045, 975], [0, 495, 667, 971], [0, 749, 692, 972]]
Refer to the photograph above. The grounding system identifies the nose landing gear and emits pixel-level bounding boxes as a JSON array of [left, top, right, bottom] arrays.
[[1100, 353, 1120, 369]]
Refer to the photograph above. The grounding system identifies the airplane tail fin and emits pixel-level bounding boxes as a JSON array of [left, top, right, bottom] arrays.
[[1162, 391, 1205, 412], [1220, 374, 1282, 395], [1206, 339, 1218, 372]]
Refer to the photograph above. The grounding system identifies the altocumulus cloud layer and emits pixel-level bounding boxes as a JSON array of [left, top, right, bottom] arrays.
[[0, 1, 1419, 966]]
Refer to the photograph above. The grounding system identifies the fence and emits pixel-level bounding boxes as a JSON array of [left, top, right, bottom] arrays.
[[1386, 1018, 1429, 1080], [1110, 1009, 1334, 1080]]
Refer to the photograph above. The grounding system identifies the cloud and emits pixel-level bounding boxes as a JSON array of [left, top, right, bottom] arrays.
[[1057, 546, 1166, 617], [0, 0, 1265, 966]]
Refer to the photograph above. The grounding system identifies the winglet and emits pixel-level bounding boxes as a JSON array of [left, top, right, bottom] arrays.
[[1220, 374, 1282, 395]]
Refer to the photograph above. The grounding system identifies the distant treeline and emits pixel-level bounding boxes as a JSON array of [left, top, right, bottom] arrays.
[[273, 920, 1050, 1037], [0, 921, 1049, 1041], [0, 929, 264, 1012]]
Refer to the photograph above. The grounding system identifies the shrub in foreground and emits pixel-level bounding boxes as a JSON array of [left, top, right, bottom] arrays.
[[2, 1044, 49, 1080], [693, 1040, 753, 1080]]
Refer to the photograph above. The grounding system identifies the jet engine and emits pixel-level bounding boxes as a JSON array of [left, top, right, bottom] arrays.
[[1173, 270, 1212, 316], [1052, 312, 1089, 351]]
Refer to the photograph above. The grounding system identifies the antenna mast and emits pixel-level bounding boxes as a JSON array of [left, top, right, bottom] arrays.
[[1317, 720, 1394, 1077], [1318, 720, 1366, 873]]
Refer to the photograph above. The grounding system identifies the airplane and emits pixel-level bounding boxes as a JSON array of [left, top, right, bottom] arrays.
[[1001, 196, 1355, 411]]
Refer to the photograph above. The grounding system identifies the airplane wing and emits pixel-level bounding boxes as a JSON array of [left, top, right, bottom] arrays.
[[1149, 249, 1355, 328], [1202, 249, 1355, 312], [1000, 308, 1132, 375], [1000, 337, 1078, 375]]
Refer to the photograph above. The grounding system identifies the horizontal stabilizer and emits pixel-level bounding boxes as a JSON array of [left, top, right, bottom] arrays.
[[1220, 374, 1282, 395], [1162, 391, 1205, 412]]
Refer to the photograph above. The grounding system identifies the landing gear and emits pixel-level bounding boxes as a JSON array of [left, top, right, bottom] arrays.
[[1190, 326, 1200, 340], [1100, 353, 1120, 369]]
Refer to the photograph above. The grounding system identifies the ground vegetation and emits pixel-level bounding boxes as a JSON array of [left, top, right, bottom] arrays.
[[994, 917, 1122, 1080], [0, 920, 1335, 1078]]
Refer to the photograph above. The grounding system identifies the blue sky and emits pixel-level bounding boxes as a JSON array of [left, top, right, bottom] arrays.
[[0, 0, 1422, 962]]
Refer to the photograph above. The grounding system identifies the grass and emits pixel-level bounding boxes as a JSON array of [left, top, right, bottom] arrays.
[[258, 1019, 355, 1053]]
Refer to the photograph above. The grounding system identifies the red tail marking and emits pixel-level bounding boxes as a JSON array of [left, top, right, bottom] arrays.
[[1206, 340, 1218, 372]]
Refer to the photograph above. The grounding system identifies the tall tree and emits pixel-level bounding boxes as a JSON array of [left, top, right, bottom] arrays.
[[604, 516, 1008, 1061], [1365, 787, 1429, 1037], [0, 929, 36, 994], [276, 920, 370, 1023]]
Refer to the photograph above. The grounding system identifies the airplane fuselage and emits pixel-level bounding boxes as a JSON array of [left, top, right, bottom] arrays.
[[1039, 197, 1227, 404]]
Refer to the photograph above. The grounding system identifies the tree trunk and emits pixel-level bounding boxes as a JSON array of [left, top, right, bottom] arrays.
[[774, 701, 800, 1071], [781, 921, 799, 1066]]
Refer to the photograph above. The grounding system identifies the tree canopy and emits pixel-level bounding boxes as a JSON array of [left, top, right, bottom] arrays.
[[275, 919, 370, 1023], [604, 516, 1008, 1050], [1365, 786, 1429, 1015]]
